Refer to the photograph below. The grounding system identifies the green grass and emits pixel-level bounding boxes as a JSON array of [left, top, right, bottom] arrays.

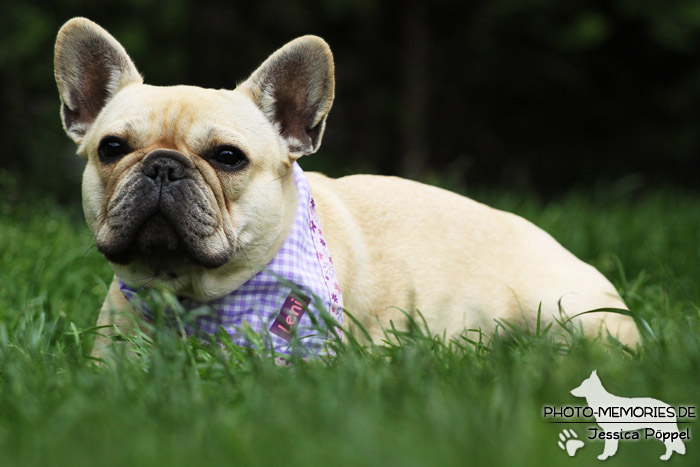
[[0, 186, 698, 466]]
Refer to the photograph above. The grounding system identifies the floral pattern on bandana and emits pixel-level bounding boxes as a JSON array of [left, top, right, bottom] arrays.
[[118, 162, 344, 356]]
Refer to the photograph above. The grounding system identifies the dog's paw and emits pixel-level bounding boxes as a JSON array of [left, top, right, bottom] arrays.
[[558, 429, 584, 457]]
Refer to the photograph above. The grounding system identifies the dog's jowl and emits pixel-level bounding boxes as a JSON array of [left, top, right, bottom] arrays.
[[54, 17, 639, 358]]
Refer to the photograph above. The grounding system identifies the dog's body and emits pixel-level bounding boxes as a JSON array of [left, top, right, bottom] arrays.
[[305, 171, 634, 343], [54, 18, 638, 357]]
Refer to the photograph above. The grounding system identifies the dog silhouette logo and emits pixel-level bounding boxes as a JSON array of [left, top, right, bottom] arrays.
[[570, 370, 687, 461]]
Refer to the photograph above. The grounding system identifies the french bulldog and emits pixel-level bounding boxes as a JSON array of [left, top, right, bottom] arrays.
[[54, 18, 639, 358]]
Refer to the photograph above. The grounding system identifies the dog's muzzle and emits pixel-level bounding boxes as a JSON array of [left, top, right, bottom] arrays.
[[96, 149, 231, 270]]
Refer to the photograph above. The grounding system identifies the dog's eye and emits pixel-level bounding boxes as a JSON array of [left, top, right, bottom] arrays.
[[210, 146, 249, 171], [98, 136, 130, 162]]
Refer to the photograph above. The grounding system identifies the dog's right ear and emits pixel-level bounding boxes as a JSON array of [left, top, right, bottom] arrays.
[[240, 36, 335, 161], [54, 18, 143, 145]]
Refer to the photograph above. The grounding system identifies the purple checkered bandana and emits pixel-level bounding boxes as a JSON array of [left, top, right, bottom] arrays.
[[118, 162, 344, 356]]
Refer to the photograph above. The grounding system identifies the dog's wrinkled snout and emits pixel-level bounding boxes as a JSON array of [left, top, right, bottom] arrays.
[[142, 149, 192, 183]]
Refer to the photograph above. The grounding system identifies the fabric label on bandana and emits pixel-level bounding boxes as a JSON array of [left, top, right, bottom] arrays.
[[270, 292, 311, 341]]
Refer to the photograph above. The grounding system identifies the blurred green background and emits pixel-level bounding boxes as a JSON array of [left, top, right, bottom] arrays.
[[2, 0, 700, 202]]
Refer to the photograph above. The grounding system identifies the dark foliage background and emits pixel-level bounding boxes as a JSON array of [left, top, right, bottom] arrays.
[[2, 0, 700, 201]]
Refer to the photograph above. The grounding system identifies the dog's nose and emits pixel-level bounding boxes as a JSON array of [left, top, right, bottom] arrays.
[[141, 150, 193, 182]]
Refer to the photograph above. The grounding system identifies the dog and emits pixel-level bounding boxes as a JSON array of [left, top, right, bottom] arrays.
[[53, 18, 639, 358], [571, 370, 686, 461]]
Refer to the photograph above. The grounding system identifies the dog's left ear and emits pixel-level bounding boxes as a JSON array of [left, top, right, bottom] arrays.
[[54, 18, 143, 145], [240, 36, 335, 160]]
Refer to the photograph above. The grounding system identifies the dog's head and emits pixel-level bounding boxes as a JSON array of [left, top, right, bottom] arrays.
[[54, 18, 334, 299]]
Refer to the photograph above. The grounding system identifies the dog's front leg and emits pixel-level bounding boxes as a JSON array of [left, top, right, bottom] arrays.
[[90, 276, 145, 362], [598, 435, 619, 460]]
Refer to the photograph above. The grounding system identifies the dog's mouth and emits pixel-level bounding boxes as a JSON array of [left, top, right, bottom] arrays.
[[102, 212, 192, 270], [95, 153, 234, 271], [98, 208, 232, 271]]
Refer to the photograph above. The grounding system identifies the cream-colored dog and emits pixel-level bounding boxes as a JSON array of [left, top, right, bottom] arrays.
[[54, 18, 638, 358]]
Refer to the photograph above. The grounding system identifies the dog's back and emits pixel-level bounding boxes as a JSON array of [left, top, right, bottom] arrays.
[[308, 172, 639, 344]]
